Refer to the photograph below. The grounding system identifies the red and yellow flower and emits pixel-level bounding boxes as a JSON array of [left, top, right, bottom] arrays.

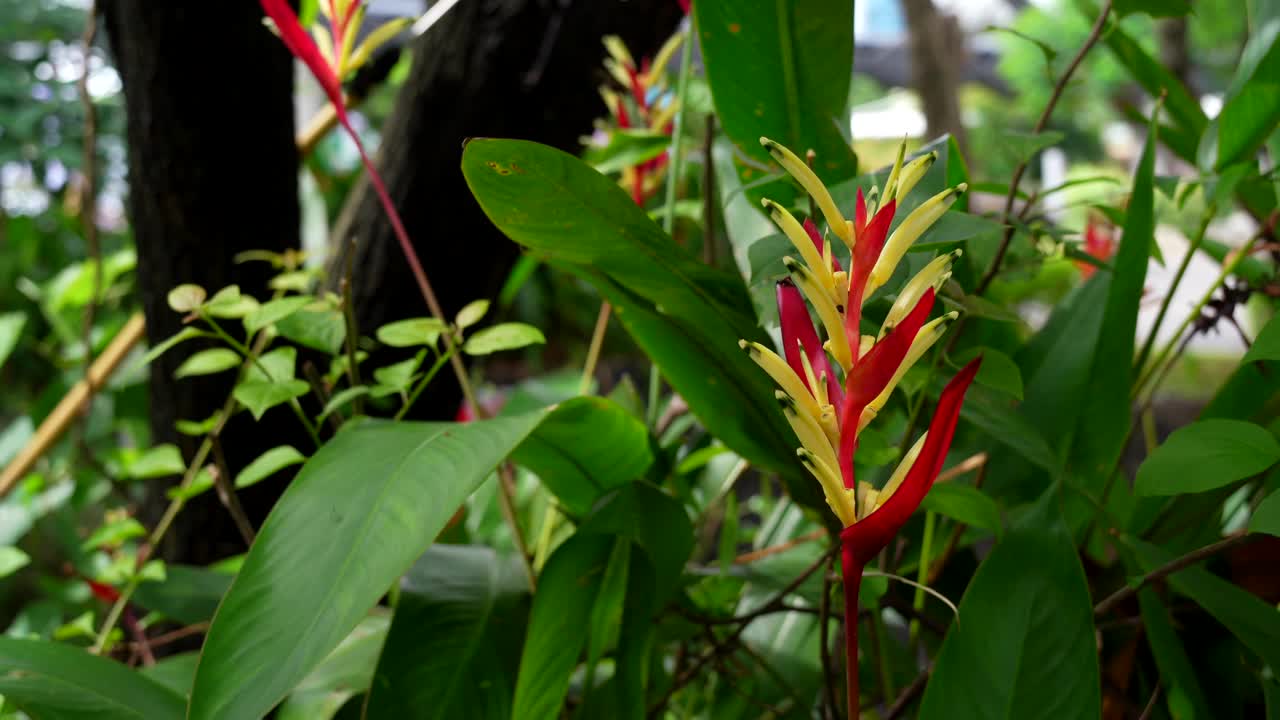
[[740, 137, 981, 709]]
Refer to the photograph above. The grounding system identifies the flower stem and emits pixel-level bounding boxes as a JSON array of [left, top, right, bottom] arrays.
[[841, 543, 862, 718]]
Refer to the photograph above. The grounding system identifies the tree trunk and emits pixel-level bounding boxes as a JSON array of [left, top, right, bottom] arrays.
[[900, 0, 967, 148], [329, 0, 684, 418], [102, 1, 302, 563]]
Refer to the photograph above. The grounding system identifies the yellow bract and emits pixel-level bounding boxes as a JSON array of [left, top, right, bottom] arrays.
[[738, 138, 970, 528]]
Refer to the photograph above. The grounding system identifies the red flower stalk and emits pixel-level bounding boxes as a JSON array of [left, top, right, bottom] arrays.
[[258, 0, 481, 412], [744, 137, 978, 713]]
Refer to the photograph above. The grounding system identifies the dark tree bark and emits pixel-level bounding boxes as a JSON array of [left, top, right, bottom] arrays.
[[900, 0, 967, 148], [102, 1, 302, 563], [329, 0, 685, 418]]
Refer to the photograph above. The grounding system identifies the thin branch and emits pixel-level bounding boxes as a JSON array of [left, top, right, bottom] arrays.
[[1137, 683, 1162, 720], [976, 0, 1114, 295], [819, 552, 839, 720], [209, 436, 256, 547], [734, 528, 828, 564], [883, 665, 931, 720], [1094, 533, 1249, 617]]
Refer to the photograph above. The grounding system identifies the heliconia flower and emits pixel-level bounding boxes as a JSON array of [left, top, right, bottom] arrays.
[[261, 0, 410, 119], [1076, 211, 1116, 279], [739, 136, 980, 711], [594, 33, 683, 205]]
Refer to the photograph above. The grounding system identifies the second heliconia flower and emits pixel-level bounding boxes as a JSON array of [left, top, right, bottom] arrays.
[[740, 136, 979, 556]]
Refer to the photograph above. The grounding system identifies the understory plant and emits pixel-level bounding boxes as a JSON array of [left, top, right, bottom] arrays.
[[2, 0, 1280, 719]]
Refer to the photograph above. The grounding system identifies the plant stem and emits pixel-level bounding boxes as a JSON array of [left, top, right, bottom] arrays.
[[1093, 532, 1249, 617], [342, 123, 481, 419], [1134, 213, 1274, 397], [1133, 209, 1213, 374], [976, 0, 1113, 295], [908, 511, 936, 646], [580, 302, 611, 395], [394, 349, 455, 421], [841, 544, 862, 719]]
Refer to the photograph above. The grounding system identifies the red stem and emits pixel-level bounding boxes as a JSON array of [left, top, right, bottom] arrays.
[[336, 116, 480, 414], [842, 543, 863, 718]]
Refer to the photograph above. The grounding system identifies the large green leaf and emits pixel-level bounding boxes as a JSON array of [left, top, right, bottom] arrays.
[[509, 396, 652, 516], [461, 139, 805, 489], [919, 499, 1100, 720], [133, 564, 232, 625], [1102, 19, 1206, 141], [1135, 420, 1280, 496], [0, 636, 186, 720], [366, 546, 528, 720], [188, 398, 637, 720], [1131, 539, 1280, 670], [1204, 18, 1280, 170], [1251, 489, 1280, 537], [277, 614, 390, 720], [511, 534, 613, 720], [1137, 589, 1214, 720], [1072, 120, 1156, 481], [694, 0, 856, 183]]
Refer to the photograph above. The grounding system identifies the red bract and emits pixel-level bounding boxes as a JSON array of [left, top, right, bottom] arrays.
[[841, 356, 981, 567], [777, 280, 842, 406], [259, 0, 346, 121]]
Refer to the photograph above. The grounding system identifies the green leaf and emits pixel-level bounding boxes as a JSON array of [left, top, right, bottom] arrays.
[[920, 483, 1002, 533], [318, 386, 371, 422], [952, 347, 1023, 400], [166, 468, 214, 501], [366, 546, 528, 720], [134, 565, 233, 625], [1207, 18, 1280, 169], [0, 636, 186, 720], [277, 310, 347, 355], [235, 445, 307, 490], [376, 318, 445, 348], [1113, 0, 1190, 16], [140, 653, 200, 699], [1243, 312, 1280, 364], [126, 444, 186, 480], [1251, 489, 1280, 537], [232, 379, 310, 421], [371, 352, 424, 394], [509, 396, 652, 515], [959, 386, 1061, 475], [277, 614, 390, 720], [576, 483, 694, 604], [0, 546, 30, 578], [583, 129, 672, 175], [187, 399, 634, 720], [1137, 589, 1214, 720], [244, 296, 313, 334], [1072, 118, 1157, 481], [463, 323, 546, 355], [462, 139, 807, 494], [0, 311, 27, 372], [204, 286, 260, 319], [140, 328, 213, 366], [1135, 419, 1280, 496], [992, 129, 1064, 167], [511, 534, 613, 720], [173, 348, 242, 379], [585, 537, 632, 684], [167, 284, 206, 313], [919, 504, 1100, 719], [455, 300, 491, 330], [83, 516, 147, 551], [246, 346, 299, 383], [1103, 21, 1206, 142], [1131, 538, 1280, 670], [694, 0, 857, 183]]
